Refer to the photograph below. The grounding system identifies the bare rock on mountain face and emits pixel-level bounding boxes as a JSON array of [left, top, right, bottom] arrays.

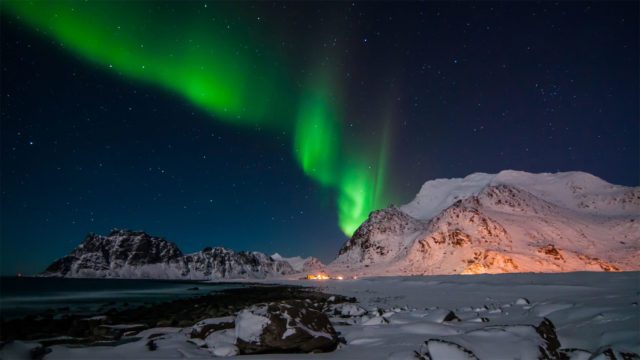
[[43, 229, 295, 279]]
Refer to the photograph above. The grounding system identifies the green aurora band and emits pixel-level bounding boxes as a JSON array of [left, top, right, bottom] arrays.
[[3, 1, 389, 236]]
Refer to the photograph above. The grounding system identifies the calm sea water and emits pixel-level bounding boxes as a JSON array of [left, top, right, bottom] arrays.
[[0, 277, 245, 319]]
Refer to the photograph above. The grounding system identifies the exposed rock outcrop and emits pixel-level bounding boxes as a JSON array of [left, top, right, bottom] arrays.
[[42, 229, 295, 279]]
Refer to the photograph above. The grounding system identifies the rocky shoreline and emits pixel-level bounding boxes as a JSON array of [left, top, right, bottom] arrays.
[[0, 283, 355, 357], [2, 273, 638, 359]]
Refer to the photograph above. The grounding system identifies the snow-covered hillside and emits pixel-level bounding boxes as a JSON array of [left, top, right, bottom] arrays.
[[42, 229, 296, 279], [271, 253, 326, 273], [332, 170, 639, 276]]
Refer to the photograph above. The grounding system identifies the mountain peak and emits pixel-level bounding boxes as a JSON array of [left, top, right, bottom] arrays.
[[331, 170, 639, 275], [334, 206, 425, 266], [270, 253, 326, 273], [401, 170, 637, 221], [43, 231, 297, 279]]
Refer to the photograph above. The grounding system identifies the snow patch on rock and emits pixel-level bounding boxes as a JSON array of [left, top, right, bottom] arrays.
[[235, 308, 270, 344]]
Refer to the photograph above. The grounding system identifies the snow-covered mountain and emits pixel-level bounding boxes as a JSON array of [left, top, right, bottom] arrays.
[[42, 171, 638, 279], [271, 253, 326, 273], [43, 229, 296, 279], [331, 170, 639, 275]]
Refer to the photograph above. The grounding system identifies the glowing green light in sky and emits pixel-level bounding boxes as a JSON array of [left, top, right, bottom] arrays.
[[4, 1, 291, 127], [335, 127, 390, 235], [3, 1, 391, 237], [294, 87, 340, 187], [294, 83, 389, 235], [338, 165, 375, 235]]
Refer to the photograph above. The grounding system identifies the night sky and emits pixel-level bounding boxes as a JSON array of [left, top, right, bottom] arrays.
[[1, 2, 637, 275]]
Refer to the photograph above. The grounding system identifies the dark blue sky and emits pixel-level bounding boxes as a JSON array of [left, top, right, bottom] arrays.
[[1, 2, 638, 275]]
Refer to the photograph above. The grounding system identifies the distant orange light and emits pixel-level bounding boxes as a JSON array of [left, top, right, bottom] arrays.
[[306, 273, 330, 280]]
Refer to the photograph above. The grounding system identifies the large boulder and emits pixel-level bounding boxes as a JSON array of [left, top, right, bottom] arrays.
[[190, 316, 235, 340], [235, 300, 338, 354], [422, 308, 460, 323], [416, 318, 565, 360], [419, 339, 478, 360]]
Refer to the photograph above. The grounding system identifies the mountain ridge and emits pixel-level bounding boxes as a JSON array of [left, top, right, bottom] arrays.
[[43, 170, 639, 278], [330, 170, 639, 275], [43, 229, 302, 279]]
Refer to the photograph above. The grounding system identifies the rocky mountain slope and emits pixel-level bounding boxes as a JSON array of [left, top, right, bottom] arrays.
[[271, 253, 326, 274], [331, 170, 639, 275], [43, 229, 297, 279]]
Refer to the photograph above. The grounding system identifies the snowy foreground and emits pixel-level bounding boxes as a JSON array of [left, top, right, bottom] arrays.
[[2, 272, 638, 359], [287, 272, 640, 359]]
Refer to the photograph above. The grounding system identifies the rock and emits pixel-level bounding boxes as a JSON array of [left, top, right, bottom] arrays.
[[467, 317, 489, 323], [367, 307, 382, 316], [535, 318, 563, 359], [422, 309, 460, 323], [147, 333, 165, 340], [93, 324, 147, 340], [68, 318, 91, 338], [212, 343, 238, 357], [443, 311, 460, 322], [361, 316, 388, 325], [177, 320, 193, 327], [416, 318, 566, 360], [417, 339, 478, 360], [146, 340, 157, 351], [539, 244, 564, 260], [588, 347, 640, 360], [559, 348, 591, 360], [235, 300, 338, 354], [515, 297, 530, 305], [339, 304, 367, 317], [0, 285, 350, 349], [155, 319, 172, 327], [382, 311, 396, 318], [620, 351, 640, 360], [29, 346, 51, 360], [201, 328, 238, 356], [190, 317, 235, 339], [592, 348, 619, 360]]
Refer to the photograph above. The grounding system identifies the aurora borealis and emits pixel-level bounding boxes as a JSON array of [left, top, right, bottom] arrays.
[[1, 1, 637, 274], [5, 1, 291, 127], [3, 0, 388, 236]]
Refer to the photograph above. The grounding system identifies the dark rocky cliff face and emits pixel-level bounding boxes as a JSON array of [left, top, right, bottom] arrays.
[[43, 229, 294, 279], [184, 247, 294, 278], [45, 229, 185, 276]]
